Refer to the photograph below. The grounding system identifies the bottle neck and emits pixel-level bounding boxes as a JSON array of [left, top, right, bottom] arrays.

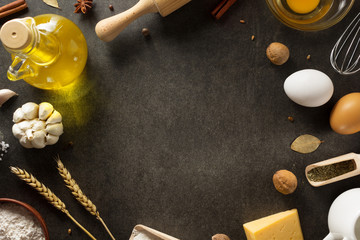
[[1, 17, 59, 65]]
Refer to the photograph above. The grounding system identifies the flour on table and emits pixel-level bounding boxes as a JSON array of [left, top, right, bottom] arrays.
[[131, 229, 163, 240], [0, 202, 45, 240]]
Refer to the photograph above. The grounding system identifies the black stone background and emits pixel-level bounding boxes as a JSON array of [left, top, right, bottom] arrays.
[[1, 0, 360, 239]]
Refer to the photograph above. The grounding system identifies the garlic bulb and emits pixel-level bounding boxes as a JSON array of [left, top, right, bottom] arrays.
[[12, 102, 63, 149]]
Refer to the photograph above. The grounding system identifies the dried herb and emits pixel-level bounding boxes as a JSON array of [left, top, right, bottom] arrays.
[[291, 134, 322, 154], [307, 160, 355, 182], [42, 0, 59, 9]]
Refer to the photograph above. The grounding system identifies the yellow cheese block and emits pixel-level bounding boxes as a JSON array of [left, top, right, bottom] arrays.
[[243, 209, 304, 240]]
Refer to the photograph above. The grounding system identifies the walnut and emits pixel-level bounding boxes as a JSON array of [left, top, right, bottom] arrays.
[[273, 170, 297, 195], [212, 233, 230, 240], [266, 42, 290, 65]]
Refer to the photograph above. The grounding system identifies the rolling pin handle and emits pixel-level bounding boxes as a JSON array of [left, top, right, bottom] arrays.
[[95, 0, 158, 42]]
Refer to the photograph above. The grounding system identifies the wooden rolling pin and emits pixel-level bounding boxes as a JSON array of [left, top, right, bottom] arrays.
[[95, 0, 191, 42]]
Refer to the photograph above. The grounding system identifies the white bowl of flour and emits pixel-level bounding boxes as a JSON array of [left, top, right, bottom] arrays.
[[0, 198, 49, 240]]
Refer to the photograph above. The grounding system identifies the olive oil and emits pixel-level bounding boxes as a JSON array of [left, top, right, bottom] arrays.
[[1, 14, 87, 90]]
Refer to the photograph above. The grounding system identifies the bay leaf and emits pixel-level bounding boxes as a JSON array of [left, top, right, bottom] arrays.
[[291, 134, 322, 154], [42, 0, 60, 9]]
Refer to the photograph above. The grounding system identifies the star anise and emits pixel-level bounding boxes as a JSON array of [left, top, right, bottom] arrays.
[[74, 0, 93, 14]]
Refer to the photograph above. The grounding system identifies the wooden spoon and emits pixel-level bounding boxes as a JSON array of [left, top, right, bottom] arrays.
[[305, 152, 360, 187], [129, 224, 180, 240]]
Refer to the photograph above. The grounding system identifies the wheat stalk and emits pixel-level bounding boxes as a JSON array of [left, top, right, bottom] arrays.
[[55, 156, 116, 240], [10, 166, 97, 240]]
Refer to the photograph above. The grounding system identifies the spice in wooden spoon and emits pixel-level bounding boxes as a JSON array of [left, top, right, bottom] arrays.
[[307, 160, 355, 182]]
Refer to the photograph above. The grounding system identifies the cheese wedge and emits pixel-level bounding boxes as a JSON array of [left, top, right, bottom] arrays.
[[243, 209, 304, 240]]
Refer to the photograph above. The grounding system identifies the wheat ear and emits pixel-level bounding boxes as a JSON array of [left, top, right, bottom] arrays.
[[10, 166, 97, 240], [56, 156, 116, 240]]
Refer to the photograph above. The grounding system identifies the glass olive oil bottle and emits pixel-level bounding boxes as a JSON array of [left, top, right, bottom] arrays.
[[0, 14, 88, 90]]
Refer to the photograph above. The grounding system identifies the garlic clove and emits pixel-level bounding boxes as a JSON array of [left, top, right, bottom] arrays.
[[25, 128, 34, 141], [12, 124, 24, 139], [46, 110, 62, 124], [0, 89, 17, 107], [31, 130, 46, 149], [22, 102, 39, 120], [13, 108, 25, 123], [19, 135, 33, 148], [32, 120, 46, 131], [46, 134, 59, 145], [46, 123, 63, 136], [39, 102, 54, 120], [17, 120, 32, 131]]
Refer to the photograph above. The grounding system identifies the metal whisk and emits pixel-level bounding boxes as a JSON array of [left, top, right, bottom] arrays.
[[330, 12, 360, 75]]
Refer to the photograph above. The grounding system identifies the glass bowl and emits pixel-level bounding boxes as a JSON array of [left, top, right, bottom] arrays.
[[0, 198, 50, 240], [265, 0, 355, 31]]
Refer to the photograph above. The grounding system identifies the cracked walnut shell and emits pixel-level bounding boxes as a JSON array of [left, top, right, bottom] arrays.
[[273, 170, 297, 195]]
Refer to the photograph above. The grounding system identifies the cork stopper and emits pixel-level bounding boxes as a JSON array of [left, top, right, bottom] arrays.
[[0, 20, 32, 50]]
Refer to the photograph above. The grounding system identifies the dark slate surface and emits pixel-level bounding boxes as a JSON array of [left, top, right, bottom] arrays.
[[1, 0, 360, 239]]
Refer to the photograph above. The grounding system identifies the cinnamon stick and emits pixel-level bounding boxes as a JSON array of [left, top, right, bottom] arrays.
[[211, 0, 237, 20], [0, 0, 28, 19]]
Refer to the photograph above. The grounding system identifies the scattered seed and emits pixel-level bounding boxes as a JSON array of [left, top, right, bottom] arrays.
[[142, 28, 150, 37], [240, 19, 246, 24], [306, 54, 311, 60], [68, 228, 72, 235], [109, 5, 114, 11], [251, 35, 255, 41], [288, 116, 294, 122], [63, 141, 74, 150]]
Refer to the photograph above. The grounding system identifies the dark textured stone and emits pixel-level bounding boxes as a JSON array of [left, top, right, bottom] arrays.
[[1, 0, 360, 239]]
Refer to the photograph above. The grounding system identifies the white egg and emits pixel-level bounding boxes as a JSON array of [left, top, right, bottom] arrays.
[[284, 69, 334, 107]]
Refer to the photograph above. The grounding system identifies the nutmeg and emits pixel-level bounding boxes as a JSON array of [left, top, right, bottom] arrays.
[[212, 233, 230, 240], [266, 42, 290, 65], [273, 170, 297, 195]]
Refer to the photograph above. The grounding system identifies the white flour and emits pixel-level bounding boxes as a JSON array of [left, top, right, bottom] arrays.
[[132, 229, 162, 240], [0, 202, 45, 240]]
